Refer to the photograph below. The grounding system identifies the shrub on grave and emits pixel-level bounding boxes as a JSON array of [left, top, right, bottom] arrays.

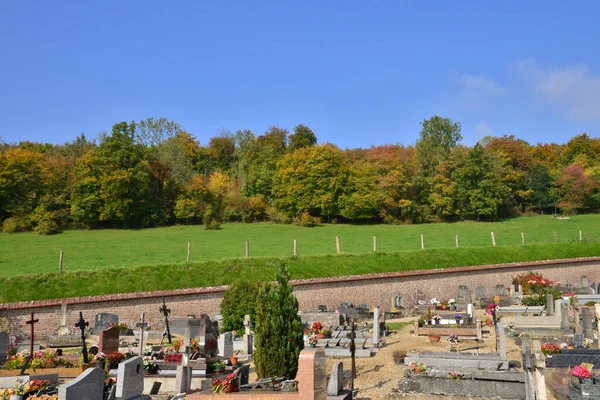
[[254, 260, 304, 380], [220, 280, 261, 333]]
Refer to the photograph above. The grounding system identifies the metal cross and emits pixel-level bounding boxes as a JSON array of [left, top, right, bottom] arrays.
[[159, 298, 172, 344], [25, 312, 39, 357], [74, 312, 89, 363], [136, 312, 149, 356]]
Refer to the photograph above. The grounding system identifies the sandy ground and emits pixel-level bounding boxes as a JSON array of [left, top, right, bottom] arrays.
[[247, 311, 557, 400]]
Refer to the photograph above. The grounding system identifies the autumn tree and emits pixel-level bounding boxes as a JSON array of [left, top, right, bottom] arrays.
[[553, 163, 597, 214], [288, 124, 317, 151], [416, 116, 462, 178]]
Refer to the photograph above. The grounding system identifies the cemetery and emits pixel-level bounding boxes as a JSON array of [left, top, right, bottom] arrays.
[[2, 266, 600, 399]]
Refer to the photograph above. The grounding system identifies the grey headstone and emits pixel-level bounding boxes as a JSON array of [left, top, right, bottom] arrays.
[[99, 326, 120, 355], [243, 333, 253, 355], [583, 309, 594, 340], [235, 364, 250, 385], [198, 315, 219, 356], [327, 362, 344, 396], [218, 332, 233, 358], [574, 333, 585, 348], [475, 286, 486, 300], [58, 367, 105, 400], [582, 275, 590, 288], [394, 293, 405, 308], [495, 285, 508, 297], [546, 294, 555, 316], [372, 308, 380, 349], [94, 313, 119, 332], [457, 285, 470, 304], [0, 332, 9, 363], [116, 356, 144, 399], [412, 290, 427, 306], [175, 365, 192, 394], [560, 302, 570, 330], [57, 303, 71, 335], [592, 282, 599, 295]]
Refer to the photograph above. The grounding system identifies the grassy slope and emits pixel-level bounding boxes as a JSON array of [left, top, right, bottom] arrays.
[[0, 215, 598, 278], [1, 241, 599, 303]]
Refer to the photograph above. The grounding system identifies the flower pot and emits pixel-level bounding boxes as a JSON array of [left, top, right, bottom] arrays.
[[429, 335, 441, 343], [413, 368, 423, 373], [440, 305, 447, 310], [310, 343, 316, 348], [224, 381, 239, 393], [316, 333, 326, 339], [230, 356, 238, 366], [486, 320, 492, 326], [95, 360, 106, 370], [434, 320, 440, 325]]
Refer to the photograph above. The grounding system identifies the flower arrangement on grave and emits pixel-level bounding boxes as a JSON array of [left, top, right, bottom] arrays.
[[572, 365, 593, 379], [23, 380, 51, 395], [448, 298, 456, 306], [0, 388, 16, 399], [94, 352, 107, 362], [172, 338, 183, 352], [190, 338, 201, 353], [110, 322, 129, 334], [142, 356, 160, 373], [26, 396, 58, 400], [409, 362, 426, 373], [123, 349, 136, 359], [308, 334, 319, 347], [4, 349, 74, 370], [448, 334, 460, 344], [454, 314, 462, 322], [324, 329, 333, 338], [164, 352, 183, 363], [448, 371, 463, 380], [212, 373, 238, 393], [584, 338, 594, 348], [13, 379, 26, 396], [432, 315, 441, 324], [541, 343, 560, 356], [512, 271, 553, 295], [507, 322, 517, 337], [486, 303, 496, 315], [107, 352, 125, 365], [430, 298, 441, 307], [311, 321, 324, 333]]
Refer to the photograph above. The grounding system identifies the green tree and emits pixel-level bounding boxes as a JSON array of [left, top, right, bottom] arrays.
[[254, 260, 304, 379], [288, 124, 317, 151], [415, 115, 462, 178], [220, 280, 261, 333], [135, 117, 181, 147]]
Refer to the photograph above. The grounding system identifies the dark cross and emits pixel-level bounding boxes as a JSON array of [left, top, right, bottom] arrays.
[[492, 304, 499, 325], [159, 297, 172, 344], [349, 318, 357, 392], [25, 312, 39, 356], [75, 312, 89, 363]]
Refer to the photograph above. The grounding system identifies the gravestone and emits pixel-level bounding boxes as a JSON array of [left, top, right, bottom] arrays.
[[372, 307, 380, 348], [235, 364, 250, 385], [327, 362, 344, 396], [176, 364, 192, 394], [582, 308, 594, 340], [394, 293, 405, 308], [218, 332, 233, 358], [412, 290, 427, 307], [582, 275, 590, 289], [198, 315, 219, 356], [99, 326, 120, 355], [457, 285, 470, 308], [592, 282, 599, 295], [57, 303, 71, 335], [496, 322, 508, 369], [58, 367, 105, 400], [0, 332, 9, 364], [243, 314, 253, 355], [546, 348, 600, 368], [116, 356, 145, 400], [546, 294, 554, 316], [475, 286, 486, 301], [94, 313, 119, 332], [560, 302, 570, 330], [495, 285, 508, 297], [574, 333, 585, 348]]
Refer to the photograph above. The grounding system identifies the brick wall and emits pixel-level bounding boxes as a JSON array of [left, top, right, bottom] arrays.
[[2, 257, 599, 339]]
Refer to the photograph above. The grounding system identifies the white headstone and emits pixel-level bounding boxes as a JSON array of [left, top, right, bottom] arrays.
[[58, 367, 105, 400], [467, 303, 473, 318], [372, 307, 380, 348], [218, 332, 233, 358], [116, 356, 144, 400]]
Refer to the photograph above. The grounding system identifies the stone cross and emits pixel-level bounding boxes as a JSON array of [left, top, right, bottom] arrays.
[[582, 308, 594, 339], [532, 339, 548, 400], [74, 311, 89, 363], [136, 312, 148, 356], [159, 298, 172, 345], [243, 314, 253, 355], [521, 334, 536, 400], [349, 318, 357, 391], [57, 303, 70, 335], [546, 294, 554, 316], [25, 312, 39, 356]]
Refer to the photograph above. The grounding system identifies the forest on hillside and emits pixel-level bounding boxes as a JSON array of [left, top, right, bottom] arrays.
[[1, 116, 599, 234]]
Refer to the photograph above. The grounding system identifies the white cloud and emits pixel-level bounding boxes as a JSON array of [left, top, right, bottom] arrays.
[[475, 122, 492, 137], [517, 59, 600, 122], [452, 72, 507, 109]]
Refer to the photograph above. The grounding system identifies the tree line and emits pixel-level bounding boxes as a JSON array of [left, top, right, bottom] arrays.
[[1, 115, 599, 234]]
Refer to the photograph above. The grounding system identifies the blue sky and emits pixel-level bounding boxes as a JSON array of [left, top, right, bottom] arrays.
[[1, 1, 599, 148]]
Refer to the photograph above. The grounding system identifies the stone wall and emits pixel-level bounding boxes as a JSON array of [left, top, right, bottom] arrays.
[[1, 257, 599, 338]]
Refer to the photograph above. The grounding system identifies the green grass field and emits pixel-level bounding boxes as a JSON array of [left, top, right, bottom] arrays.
[[0, 215, 598, 277]]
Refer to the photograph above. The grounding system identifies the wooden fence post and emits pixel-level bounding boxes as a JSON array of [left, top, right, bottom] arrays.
[[186, 242, 191, 261], [293, 239, 297, 256], [580, 230, 583, 241], [521, 232, 525, 245], [336, 236, 341, 254], [554, 232, 558, 242], [245, 241, 249, 258], [59, 250, 63, 272], [455, 234, 459, 248], [373, 236, 376, 252], [421, 234, 424, 250], [491, 232, 496, 247]]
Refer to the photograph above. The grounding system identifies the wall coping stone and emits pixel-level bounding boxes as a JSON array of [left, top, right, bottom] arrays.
[[2, 256, 599, 311]]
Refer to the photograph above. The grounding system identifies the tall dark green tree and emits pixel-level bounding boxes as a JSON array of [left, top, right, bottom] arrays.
[[254, 260, 304, 380], [288, 124, 317, 151], [415, 115, 462, 178]]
